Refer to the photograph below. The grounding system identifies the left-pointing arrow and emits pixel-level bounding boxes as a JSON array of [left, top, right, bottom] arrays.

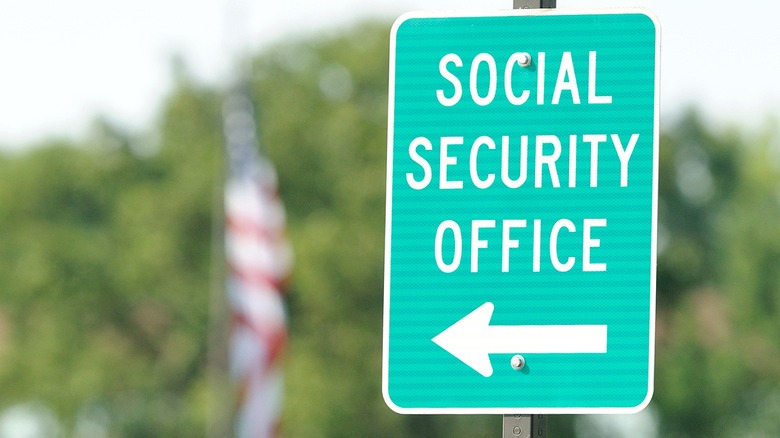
[[431, 302, 608, 377]]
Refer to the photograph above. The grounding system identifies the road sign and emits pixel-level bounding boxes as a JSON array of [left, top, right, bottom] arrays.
[[383, 8, 660, 414]]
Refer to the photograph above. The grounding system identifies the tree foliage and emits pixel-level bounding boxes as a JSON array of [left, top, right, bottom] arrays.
[[0, 82, 221, 436], [0, 20, 778, 437]]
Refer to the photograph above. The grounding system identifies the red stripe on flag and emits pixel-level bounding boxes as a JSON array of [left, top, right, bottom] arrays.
[[227, 262, 286, 292], [226, 215, 275, 241], [231, 309, 287, 370]]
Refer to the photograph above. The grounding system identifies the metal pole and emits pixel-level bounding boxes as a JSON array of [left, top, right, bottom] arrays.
[[503, 415, 547, 438], [513, 0, 556, 8], [503, 1, 555, 434], [503, 415, 531, 438]]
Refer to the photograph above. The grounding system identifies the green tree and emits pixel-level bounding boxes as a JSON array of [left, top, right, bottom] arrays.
[[653, 112, 780, 437], [0, 78, 221, 436]]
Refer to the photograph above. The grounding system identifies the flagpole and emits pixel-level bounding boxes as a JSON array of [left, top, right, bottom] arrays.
[[207, 1, 254, 437], [206, 131, 231, 438], [205, 0, 236, 432]]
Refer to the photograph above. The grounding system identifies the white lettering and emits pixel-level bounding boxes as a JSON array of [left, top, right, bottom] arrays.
[[550, 219, 576, 272], [533, 219, 542, 272], [435, 220, 462, 273], [535, 135, 562, 188], [505, 53, 531, 105], [435, 218, 610, 272], [470, 136, 496, 189], [501, 135, 529, 188], [471, 220, 496, 272], [437, 54, 463, 106], [470, 53, 497, 106], [552, 52, 580, 104], [583, 218, 607, 272], [502, 219, 527, 272], [537, 52, 546, 105], [435, 51, 612, 107], [611, 133, 639, 187], [568, 135, 577, 188], [406, 137, 432, 190], [583, 134, 607, 187], [588, 51, 612, 104], [406, 133, 639, 190], [440, 136, 464, 189]]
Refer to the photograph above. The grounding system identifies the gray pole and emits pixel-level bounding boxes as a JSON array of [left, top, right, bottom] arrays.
[[502, 2, 555, 435], [503, 414, 547, 438], [513, 0, 556, 8]]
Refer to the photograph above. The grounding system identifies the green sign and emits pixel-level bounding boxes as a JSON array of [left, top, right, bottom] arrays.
[[383, 9, 660, 414]]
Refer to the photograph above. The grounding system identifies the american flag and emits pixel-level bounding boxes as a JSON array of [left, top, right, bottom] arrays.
[[223, 91, 292, 438]]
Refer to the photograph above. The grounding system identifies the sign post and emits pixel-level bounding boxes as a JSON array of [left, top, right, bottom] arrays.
[[383, 8, 660, 414], [513, 0, 556, 8], [504, 3, 556, 436]]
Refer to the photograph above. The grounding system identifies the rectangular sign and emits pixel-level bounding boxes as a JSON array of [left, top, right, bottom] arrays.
[[383, 8, 660, 414]]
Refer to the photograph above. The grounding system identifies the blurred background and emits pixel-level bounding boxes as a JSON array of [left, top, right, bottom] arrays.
[[1, 0, 779, 437]]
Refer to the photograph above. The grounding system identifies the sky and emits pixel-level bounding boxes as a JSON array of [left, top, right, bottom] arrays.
[[1, 0, 779, 149]]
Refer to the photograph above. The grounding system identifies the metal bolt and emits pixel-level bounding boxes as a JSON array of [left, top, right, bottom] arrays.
[[511, 354, 526, 370], [518, 52, 532, 67]]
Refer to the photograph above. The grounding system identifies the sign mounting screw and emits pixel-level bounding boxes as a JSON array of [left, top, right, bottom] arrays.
[[518, 52, 532, 67], [511, 354, 526, 371]]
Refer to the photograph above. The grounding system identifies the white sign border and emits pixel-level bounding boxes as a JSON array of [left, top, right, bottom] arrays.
[[382, 7, 661, 415]]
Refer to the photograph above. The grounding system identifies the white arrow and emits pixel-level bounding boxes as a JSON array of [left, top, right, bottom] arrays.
[[432, 302, 608, 377]]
